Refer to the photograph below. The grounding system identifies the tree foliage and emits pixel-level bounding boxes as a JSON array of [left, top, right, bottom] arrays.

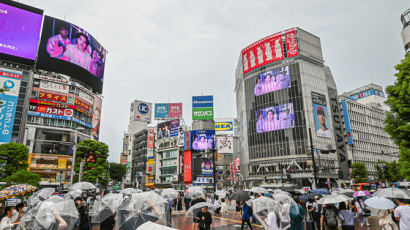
[[4, 170, 41, 186], [74, 140, 109, 184], [109, 162, 126, 183], [0, 143, 29, 179], [375, 160, 402, 183], [385, 54, 410, 180], [351, 162, 369, 183]]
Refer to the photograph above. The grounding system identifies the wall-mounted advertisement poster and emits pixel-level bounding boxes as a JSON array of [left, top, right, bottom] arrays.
[[312, 92, 332, 138], [285, 28, 298, 58], [201, 158, 213, 176], [255, 103, 294, 133], [217, 136, 233, 154]]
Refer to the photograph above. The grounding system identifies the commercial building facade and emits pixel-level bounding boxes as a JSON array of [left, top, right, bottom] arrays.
[[401, 8, 410, 53], [235, 28, 344, 189], [339, 84, 399, 180]]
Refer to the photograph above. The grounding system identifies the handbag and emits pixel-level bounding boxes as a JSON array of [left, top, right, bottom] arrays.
[[199, 220, 206, 229]]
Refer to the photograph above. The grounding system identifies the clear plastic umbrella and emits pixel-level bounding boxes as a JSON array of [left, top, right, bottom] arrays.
[[185, 202, 216, 217], [121, 188, 138, 196], [185, 187, 206, 199], [36, 196, 79, 230], [64, 189, 83, 200], [372, 188, 410, 199], [252, 197, 283, 230], [70, 181, 96, 191], [116, 191, 169, 230], [160, 188, 179, 200], [136, 221, 179, 230], [317, 194, 348, 205], [27, 187, 55, 208], [98, 193, 124, 223], [364, 196, 396, 210], [250, 187, 267, 194]]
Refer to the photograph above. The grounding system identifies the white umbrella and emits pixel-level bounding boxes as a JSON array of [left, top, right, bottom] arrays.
[[70, 181, 96, 191], [185, 187, 206, 199], [36, 196, 79, 230], [365, 197, 396, 210], [185, 202, 215, 217], [317, 194, 348, 205], [250, 187, 267, 194], [372, 188, 410, 199], [160, 188, 179, 200], [98, 193, 124, 222], [136, 221, 179, 230]]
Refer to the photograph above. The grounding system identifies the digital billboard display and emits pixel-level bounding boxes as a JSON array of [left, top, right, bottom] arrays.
[[255, 103, 295, 133], [91, 95, 102, 141], [254, 66, 290, 96], [37, 16, 106, 93], [201, 158, 213, 175], [0, 1, 43, 64], [191, 130, 215, 151], [312, 92, 332, 138]]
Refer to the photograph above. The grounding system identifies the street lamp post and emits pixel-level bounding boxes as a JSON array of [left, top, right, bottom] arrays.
[[70, 127, 85, 185]]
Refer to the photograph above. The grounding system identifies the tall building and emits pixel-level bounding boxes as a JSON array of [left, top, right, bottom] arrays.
[[401, 8, 410, 53], [339, 84, 399, 179], [0, 1, 106, 185], [235, 28, 347, 189]]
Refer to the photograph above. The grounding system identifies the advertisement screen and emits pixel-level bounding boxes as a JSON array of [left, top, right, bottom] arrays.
[[254, 66, 290, 96], [255, 103, 295, 133], [242, 32, 284, 74], [183, 151, 192, 183], [0, 67, 22, 143], [0, 1, 43, 63], [201, 158, 213, 175], [312, 92, 332, 138], [91, 95, 102, 141], [37, 16, 106, 93], [217, 136, 233, 154], [191, 130, 215, 151]]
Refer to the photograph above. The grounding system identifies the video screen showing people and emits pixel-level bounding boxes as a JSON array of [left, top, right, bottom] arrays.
[[255, 103, 295, 133], [254, 66, 291, 96], [40, 16, 106, 81], [191, 131, 215, 151]]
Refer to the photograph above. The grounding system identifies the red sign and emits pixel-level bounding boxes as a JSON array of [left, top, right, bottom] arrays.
[[74, 98, 90, 111], [242, 32, 284, 74], [169, 103, 183, 118], [183, 151, 192, 183], [0, 70, 22, 79], [147, 128, 155, 149], [39, 91, 68, 103], [36, 105, 73, 116], [285, 28, 298, 58], [236, 158, 240, 172], [30, 98, 90, 116]]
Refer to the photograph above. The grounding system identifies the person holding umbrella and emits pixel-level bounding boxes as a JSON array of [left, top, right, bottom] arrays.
[[338, 202, 355, 230], [355, 197, 370, 227], [240, 200, 253, 230], [195, 206, 212, 230], [0, 207, 20, 230]]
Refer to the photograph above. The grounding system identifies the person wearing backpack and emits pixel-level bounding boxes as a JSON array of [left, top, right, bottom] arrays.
[[338, 202, 355, 230], [320, 204, 338, 230]]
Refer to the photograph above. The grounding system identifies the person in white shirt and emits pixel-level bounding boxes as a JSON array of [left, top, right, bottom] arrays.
[[394, 198, 410, 230], [0, 207, 19, 230], [316, 107, 332, 138], [280, 202, 291, 230], [265, 208, 280, 230]]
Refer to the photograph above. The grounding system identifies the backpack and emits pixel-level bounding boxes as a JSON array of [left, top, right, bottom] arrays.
[[324, 208, 338, 228]]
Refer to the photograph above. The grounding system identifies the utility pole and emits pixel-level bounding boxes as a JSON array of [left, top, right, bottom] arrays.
[[309, 128, 318, 189]]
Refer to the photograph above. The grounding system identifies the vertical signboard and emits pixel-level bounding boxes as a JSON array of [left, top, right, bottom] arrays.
[[147, 128, 155, 149], [312, 92, 332, 138], [91, 95, 102, 141], [192, 95, 214, 120], [285, 28, 298, 58], [183, 151, 192, 183], [341, 100, 354, 145], [328, 88, 349, 180], [184, 131, 191, 150], [0, 68, 22, 143]]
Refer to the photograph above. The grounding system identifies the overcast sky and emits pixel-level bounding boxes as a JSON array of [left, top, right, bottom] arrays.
[[21, 0, 408, 162]]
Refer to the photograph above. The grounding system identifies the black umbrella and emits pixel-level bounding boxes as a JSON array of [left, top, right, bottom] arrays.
[[229, 191, 250, 201]]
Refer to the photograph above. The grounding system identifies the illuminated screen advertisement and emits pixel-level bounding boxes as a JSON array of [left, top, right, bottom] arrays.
[[201, 158, 213, 175], [0, 1, 43, 63], [191, 130, 215, 151], [242, 32, 283, 74], [254, 66, 290, 96], [217, 136, 233, 154], [255, 103, 295, 133], [312, 92, 332, 138], [37, 16, 106, 93], [0, 67, 22, 143]]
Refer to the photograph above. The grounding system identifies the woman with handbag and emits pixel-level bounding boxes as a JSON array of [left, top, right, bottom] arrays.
[[196, 206, 212, 230], [355, 197, 370, 227], [378, 210, 398, 230]]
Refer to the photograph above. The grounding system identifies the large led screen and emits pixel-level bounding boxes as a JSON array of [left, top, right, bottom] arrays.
[[0, 1, 43, 64], [37, 16, 106, 93], [191, 130, 215, 151], [312, 92, 332, 138], [255, 103, 294, 133], [254, 66, 290, 96]]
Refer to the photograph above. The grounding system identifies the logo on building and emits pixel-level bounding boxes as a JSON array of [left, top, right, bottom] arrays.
[[215, 122, 233, 131], [138, 103, 149, 114]]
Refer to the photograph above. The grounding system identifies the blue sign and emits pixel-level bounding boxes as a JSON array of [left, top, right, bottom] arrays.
[[192, 96, 213, 108], [138, 103, 149, 114], [348, 89, 385, 101], [341, 100, 354, 145], [154, 103, 169, 118], [27, 112, 93, 129], [0, 94, 18, 142]]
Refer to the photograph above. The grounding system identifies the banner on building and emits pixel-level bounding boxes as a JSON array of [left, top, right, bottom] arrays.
[[312, 92, 332, 139], [91, 95, 102, 141], [183, 151, 192, 183], [147, 128, 155, 149], [216, 136, 233, 154], [285, 28, 298, 58], [154, 103, 183, 119], [341, 100, 353, 145], [157, 118, 180, 140]]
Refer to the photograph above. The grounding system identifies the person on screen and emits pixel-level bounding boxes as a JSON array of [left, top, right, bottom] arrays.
[[262, 73, 273, 94], [197, 136, 209, 150], [89, 50, 104, 77], [192, 137, 199, 150], [270, 74, 278, 91], [282, 108, 293, 129], [256, 111, 264, 133], [254, 78, 263, 96], [46, 27, 71, 59], [263, 110, 276, 132], [277, 71, 291, 89], [316, 107, 332, 138], [278, 110, 286, 130], [157, 128, 163, 140], [63, 33, 92, 70]]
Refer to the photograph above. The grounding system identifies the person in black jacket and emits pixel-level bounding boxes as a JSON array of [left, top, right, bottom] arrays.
[[196, 206, 212, 230]]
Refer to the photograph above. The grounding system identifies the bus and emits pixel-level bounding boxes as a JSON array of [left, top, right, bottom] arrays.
[[352, 183, 371, 191]]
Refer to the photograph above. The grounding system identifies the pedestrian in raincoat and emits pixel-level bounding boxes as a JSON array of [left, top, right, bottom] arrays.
[[290, 198, 305, 230]]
